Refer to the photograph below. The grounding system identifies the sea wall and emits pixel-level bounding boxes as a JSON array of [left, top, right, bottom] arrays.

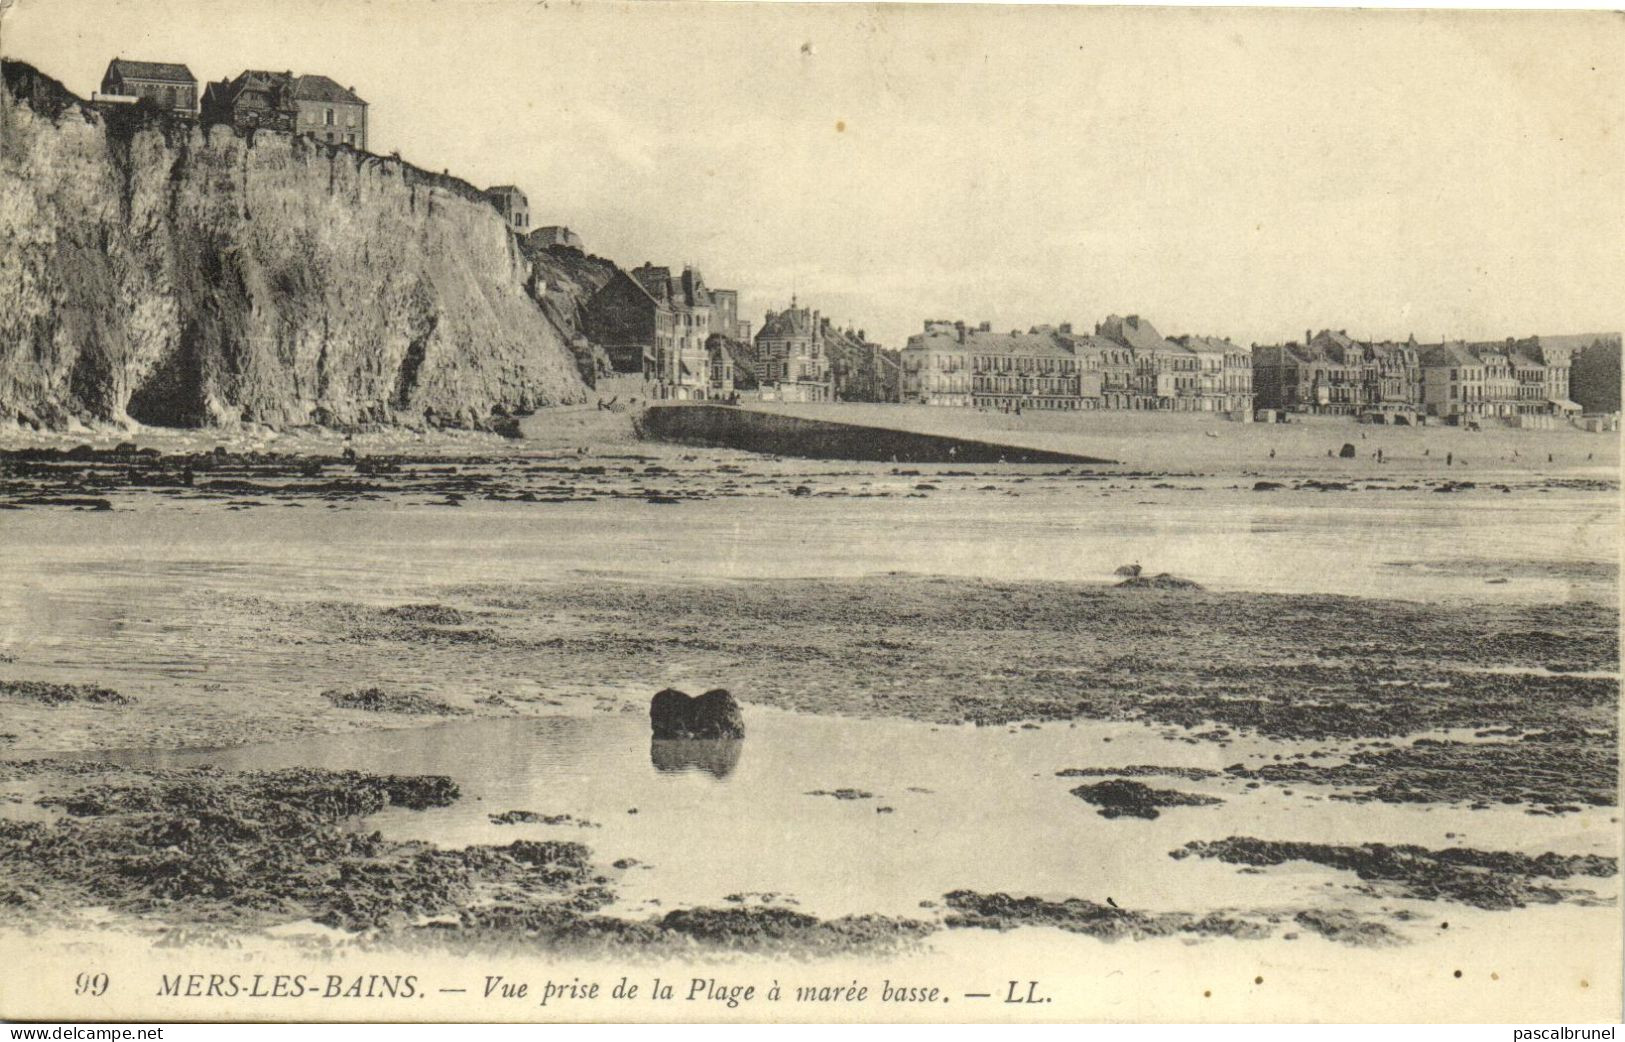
[[0, 61, 587, 432], [637, 404, 1118, 463]]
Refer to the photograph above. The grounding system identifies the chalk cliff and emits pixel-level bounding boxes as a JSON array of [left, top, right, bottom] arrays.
[[0, 61, 587, 432]]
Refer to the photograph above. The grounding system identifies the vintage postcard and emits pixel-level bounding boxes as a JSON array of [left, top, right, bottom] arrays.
[[0, 0, 1620, 1026]]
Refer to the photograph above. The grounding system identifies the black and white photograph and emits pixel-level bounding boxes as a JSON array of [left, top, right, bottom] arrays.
[[0, 0, 1620, 1025]]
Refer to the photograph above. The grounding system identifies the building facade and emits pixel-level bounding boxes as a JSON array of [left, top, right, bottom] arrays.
[[485, 186, 529, 233], [899, 314, 1254, 415], [1256, 329, 1579, 424], [99, 59, 198, 115], [201, 70, 298, 133], [826, 324, 898, 403], [754, 299, 833, 402], [530, 226, 583, 250], [291, 75, 367, 149], [631, 265, 715, 400], [201, 71, 367, 148]]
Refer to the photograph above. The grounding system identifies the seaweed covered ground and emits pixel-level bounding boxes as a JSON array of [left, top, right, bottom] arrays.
[[0, 438, 1616, 513], [2, 578, 1616, 816], [235, 578, 1617, 815], [6, 759, 1605, 953], [0, 761, 933, 956]]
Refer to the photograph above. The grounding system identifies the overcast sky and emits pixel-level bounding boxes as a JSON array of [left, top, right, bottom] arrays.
[[4, 0, 1621, 349]]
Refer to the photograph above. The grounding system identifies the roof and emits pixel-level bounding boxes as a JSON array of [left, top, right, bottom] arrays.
[[486, 184, 524, 196], [1098, 314, 1186, 354], [1253, 344, 1311, 366], [1310, 329, 1359, 351], [108, 59, 195, 84], [292, 75, 365, 105], [908, 326, 1075, 358], [1419, 343, 1478, 367], [758, 307, 816, 341], [629, 265, 708, 310], [1177, 334, 1244, 355], [213, 70, 298, 112]]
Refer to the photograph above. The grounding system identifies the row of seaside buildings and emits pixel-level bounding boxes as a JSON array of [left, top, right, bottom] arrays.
[[899, 317, 1595, 425], [578, 260, 896, 404], [901, 315, 1253, 415], [84, 60, 1606, 423]]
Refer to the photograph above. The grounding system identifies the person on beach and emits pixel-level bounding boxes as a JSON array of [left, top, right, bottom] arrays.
[[1447, 452, 1453, 466]]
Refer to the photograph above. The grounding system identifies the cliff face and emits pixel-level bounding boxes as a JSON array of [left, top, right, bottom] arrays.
[[0, 62, 586, 432], [521, 243, 620, 385]]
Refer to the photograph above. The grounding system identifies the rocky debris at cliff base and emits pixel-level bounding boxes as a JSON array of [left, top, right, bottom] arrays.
[[0, 680, 134, 706], [322, 687, 471, 716], [1069, 779, 1223, 819], [1173, 836, 1618, 910], [649, 687, 745, 739]]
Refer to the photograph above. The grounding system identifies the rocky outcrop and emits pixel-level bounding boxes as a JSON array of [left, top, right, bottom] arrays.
[[0, 61, 587, 432], [520, 243, 620, 386], [649, 687, 746, 739]]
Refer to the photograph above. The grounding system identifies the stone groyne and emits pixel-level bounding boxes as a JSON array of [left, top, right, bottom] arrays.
[[636, 404, 1119, 464]]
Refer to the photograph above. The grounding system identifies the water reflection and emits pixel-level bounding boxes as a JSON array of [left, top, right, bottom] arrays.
[[650, 738, 743, 779]]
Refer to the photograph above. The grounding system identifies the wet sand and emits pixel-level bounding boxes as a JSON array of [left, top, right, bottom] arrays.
[[0, 415, 1617, 978]]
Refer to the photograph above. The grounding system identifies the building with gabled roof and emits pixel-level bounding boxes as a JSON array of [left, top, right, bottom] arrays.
[[99, 58, 198, 114], [201, 70, 299, 134], [754, 297, 833, 402], [1173, 334, 1254, 417], [581, 263, 718, 399], [201, 69, 368, 149]]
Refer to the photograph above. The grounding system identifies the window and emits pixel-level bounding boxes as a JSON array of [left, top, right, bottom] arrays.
[[325, 108, 335, 125]]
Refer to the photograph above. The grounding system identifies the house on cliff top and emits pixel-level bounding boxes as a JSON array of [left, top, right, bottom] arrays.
[[201, 69, 367, 148], [98, 59, 197, 115], [485, 186, 530, 233]]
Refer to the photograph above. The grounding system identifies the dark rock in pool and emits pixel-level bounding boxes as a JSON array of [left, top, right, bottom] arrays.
[[649, 687, 745, 739], [1070, 779, 1223, 819]]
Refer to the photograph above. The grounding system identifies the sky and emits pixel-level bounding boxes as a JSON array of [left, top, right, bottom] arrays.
[[3, 0, 1621, 349]]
